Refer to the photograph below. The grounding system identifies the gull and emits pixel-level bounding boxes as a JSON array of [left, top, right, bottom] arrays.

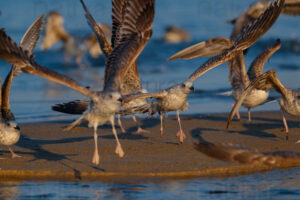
[[169, 37, 281, 123], [40, 11, 111, 64], [52, 0, 150, 135], [0, 0, 155, 165], [228, 0, 300, 40], [195, 142, 300, 165], [163, 25, 191, 44], [122, 0, 285, 143], [227, 69, 300, 137], [0, 15, 44, 158]]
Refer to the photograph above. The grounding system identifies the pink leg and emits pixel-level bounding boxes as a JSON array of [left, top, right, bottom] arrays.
[[232, 103, 240, 120], [118, 115, 126, 134], [76, 55, 82, 65], [9, 147, 21, 159], [176, 110, 186, 143], [281, 109, 289, 134], [160, 113, 164, 137], [65, 53, 71, 63], [247, 109, 251, 123], [110, 116, 124, 158], [132, 115, 149, 134], [92, 124, 100, 165]]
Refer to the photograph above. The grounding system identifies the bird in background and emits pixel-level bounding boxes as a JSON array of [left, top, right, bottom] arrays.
[[40, 11, 112, 64]]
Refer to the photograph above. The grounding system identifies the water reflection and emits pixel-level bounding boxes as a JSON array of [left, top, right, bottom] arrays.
[[0, 168, 299, 199]]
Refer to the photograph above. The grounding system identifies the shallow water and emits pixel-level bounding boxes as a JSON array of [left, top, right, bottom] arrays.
[[1, 168, 300, 200], [1, 0, 300, 198]]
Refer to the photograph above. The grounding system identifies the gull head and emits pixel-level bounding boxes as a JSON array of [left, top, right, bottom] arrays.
[[0, 120, 21, 146], [170, 81, 194, 95]]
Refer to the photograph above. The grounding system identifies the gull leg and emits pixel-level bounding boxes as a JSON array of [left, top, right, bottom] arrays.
[[281, 109, 289, 134], [176, 110, 186, 143], [64, 115, 85, 131], [92, 124, 100, 165], [132, 115, 149, 134], [118, 115, 126, 134], [9, 147, 21, 158], [65, 53, 71, 63], [76, 54, 83, 65], [247, 109, 251, 123], [232, 103, 240, 120], [160, 113, 164, 137], [110, 116, 124, 158]]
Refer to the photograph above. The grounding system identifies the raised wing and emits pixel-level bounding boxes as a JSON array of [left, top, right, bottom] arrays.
[[187, 0, 284, 82], [104, 0, 155, 91], [248, 39, 281, 81], [195, 142, 300, 165], [227, 70, 289, 128], [20, 14, 44, 53], [111, 0, 126, 48], [168, 37, 234, 60], [80, 0, 112, 58], [0, 29, 95, 99], [52, 99, 89, 114], [121, 90, 168, 105]]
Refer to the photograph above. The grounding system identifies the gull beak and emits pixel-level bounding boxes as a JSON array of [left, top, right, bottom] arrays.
[[118, 97, 122, 103], [190, 86, 194, 91], [16, 126, 20, 131]]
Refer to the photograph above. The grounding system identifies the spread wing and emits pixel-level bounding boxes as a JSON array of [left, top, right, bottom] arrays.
[[2, 15, 45, 118], [80, 0, 112, 58], [121, 90, 168, 105], [195, 142, 300, 165], [111, 0, 127, 48], [0, 29, 95, 99], [104, 0, 155, 92], [187, 0, 284, 82], [227, 70, 289, 128], [168, 37, 234, 60], [20, 14, 44, 54], [52, 100, 89, 114], [247, 39, 281, 81]]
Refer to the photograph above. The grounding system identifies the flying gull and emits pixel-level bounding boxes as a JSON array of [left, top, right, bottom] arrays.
[[0, 0, 155, 165], [52, 0, 150, 135], [0, 15, 44, 158], [122, 0, 285, 143]]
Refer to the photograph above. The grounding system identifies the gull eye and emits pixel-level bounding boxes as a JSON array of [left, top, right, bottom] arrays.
[[181, 83, 186, 88]]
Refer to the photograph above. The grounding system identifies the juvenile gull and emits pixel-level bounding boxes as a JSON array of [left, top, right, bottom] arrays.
[[40, 11, 111, 64], [227, 70, 300, 137], [0, 15, 44, 158], [52, 0, 150, 135], [0, 0, 155, 165], [169, 38, 281, 122], [122, 0, 285, 143]]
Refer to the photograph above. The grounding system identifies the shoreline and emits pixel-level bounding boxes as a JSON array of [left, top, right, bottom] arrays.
[[1, 111, 300, 181]]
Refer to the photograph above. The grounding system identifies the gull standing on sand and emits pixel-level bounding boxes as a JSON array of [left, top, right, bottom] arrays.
[[0, 0, 155, 165], [227, 70, 300, 138], [122, 0, 285, 143], [0, 15, 44, 158], [169, 38, 281, 123], [40, 11, 111, 64], [52, 0, 150, 135]]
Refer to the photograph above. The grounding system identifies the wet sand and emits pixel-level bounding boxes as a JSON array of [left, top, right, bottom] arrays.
[[1, 111, 300, 181]]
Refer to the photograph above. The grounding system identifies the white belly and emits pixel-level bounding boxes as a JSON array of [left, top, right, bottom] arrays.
[[235, 89, 269, 109], [280, 99, 300, 117], [0, 130, 20, 146]]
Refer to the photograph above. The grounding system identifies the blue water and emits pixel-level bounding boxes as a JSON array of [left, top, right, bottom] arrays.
[[1, 0, 300, 199]]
